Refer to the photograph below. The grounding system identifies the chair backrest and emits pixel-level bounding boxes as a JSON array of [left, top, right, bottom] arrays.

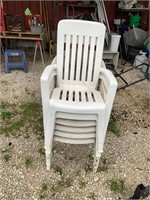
[[57, 19, 106, 88]]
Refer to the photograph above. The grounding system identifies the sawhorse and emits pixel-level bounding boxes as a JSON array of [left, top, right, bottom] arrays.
[[32, 40, 45, 71]]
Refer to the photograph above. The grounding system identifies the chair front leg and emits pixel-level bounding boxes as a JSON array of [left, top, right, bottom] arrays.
[[44, 109, 56, 170]]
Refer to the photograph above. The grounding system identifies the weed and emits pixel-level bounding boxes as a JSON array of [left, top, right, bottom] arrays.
[[97, 158, 108, 172], [19, 102, 40, 115], [107, 179, 126, 194], [97, 164, 108, 172], [88, 153, 93, 161], [38, 148, 45, 156], [1, 142, 13, 162], [1, 110, 12, 120], [108, 118, 120, 137], [147, 156, 150, 162], [50, 180, 64, 193], [78, 180, 87, 189], [0, 102, 7, 109], [1, 102, 43, 139], [53, 165, 63, 176], [88, 192, 97, 199], [85, 164, 93, 173], [75, 170, 81, 177], [2, 120, 23, 136], [39, 182, 48, 199], [25, 156, 33, 169], [3, 153, 11, 162], [84, 153, 94, 173], [64, 177, 73, 188], [64, 154, 76, 160]]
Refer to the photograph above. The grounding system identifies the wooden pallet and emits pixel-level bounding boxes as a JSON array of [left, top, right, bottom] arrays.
[[0, 29, 45, 40]]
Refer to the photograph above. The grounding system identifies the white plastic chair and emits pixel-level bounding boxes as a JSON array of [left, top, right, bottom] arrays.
[[40, 19, 117, 172]]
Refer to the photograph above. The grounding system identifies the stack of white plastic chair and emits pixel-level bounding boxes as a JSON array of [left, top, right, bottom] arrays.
[[40, 19, 117, 172]]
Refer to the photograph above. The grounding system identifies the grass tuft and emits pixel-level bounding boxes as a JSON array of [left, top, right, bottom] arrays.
[[107, 179, 126, 194], [88, 192, 97, 199], [39, 182, 48, 199], [108, 118, 120, 137], [25, 156, 33, 169], [3, 153, 11, 162], [53, 165, 63, 176], [1, 102, 44, 139]]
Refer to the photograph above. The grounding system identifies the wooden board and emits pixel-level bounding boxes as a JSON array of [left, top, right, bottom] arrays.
[[0, 29, 46, 40]]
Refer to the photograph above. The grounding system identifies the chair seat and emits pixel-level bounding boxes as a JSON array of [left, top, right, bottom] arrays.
[[50, 87, 105, 111]]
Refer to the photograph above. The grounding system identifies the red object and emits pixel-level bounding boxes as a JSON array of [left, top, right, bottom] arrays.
[[0, 1, 5, 31], [25, 14, 42, 30], [36, 40, 41, 45]]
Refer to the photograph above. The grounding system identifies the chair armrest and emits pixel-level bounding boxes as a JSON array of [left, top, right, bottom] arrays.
[[40, 64, 57, 101], [98, 68, 118, 103], [40, 64, 57, 133]]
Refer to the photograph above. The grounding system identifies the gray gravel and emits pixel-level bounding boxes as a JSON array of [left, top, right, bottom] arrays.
[[0, 53, 150, 200]]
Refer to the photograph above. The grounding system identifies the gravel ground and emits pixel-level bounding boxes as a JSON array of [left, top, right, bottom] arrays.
[[0, 50, 150, 200]]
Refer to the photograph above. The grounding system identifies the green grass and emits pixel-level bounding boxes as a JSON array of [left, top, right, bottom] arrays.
[[97, 164, 108, 172], [147, 156, 150, 162], [75, 170, 81, 177], [53, 165, 63, 176], [64, 154, 76, 160], [107, 179, 126, 194], [50, 177, 73, 193], [3, 153, 11, 162], [0, 102, 43, 139], [108, 118, 120, 137], [0, 102, 13, 120], [50, 180, 64, 193], [88, 192, 97, 200], [2, 120, 24, 136], [25, 156, 33, 169], [84, 164, 93, 173], [1, 143, 13, 162], [78, 180, 87, 189], [38, 148, 45, 156], [84, 153, 94, 173], [97, 158, 108, 172], [39, 182, 48, 199]]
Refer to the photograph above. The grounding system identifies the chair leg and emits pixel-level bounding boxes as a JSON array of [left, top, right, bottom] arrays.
[[44, 109, 56, 170], [45, 149, 51, 170], [93, 114, 106, 172], [93, 144, 101, 173]]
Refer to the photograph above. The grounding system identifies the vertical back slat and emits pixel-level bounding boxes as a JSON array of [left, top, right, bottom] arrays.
[[92, 37, 103, 81], [81, 36, 89, 81], [70, 35, 77, 80], [64, 34, 71, 80], [58, 34, 65, 80], [87, 36, 96, 82], [76, 35, 83, 81]]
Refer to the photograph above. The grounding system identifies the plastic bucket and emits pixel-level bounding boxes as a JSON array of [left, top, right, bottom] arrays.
[[130, 15, 141, 27], [108, 33, 121, 52]]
